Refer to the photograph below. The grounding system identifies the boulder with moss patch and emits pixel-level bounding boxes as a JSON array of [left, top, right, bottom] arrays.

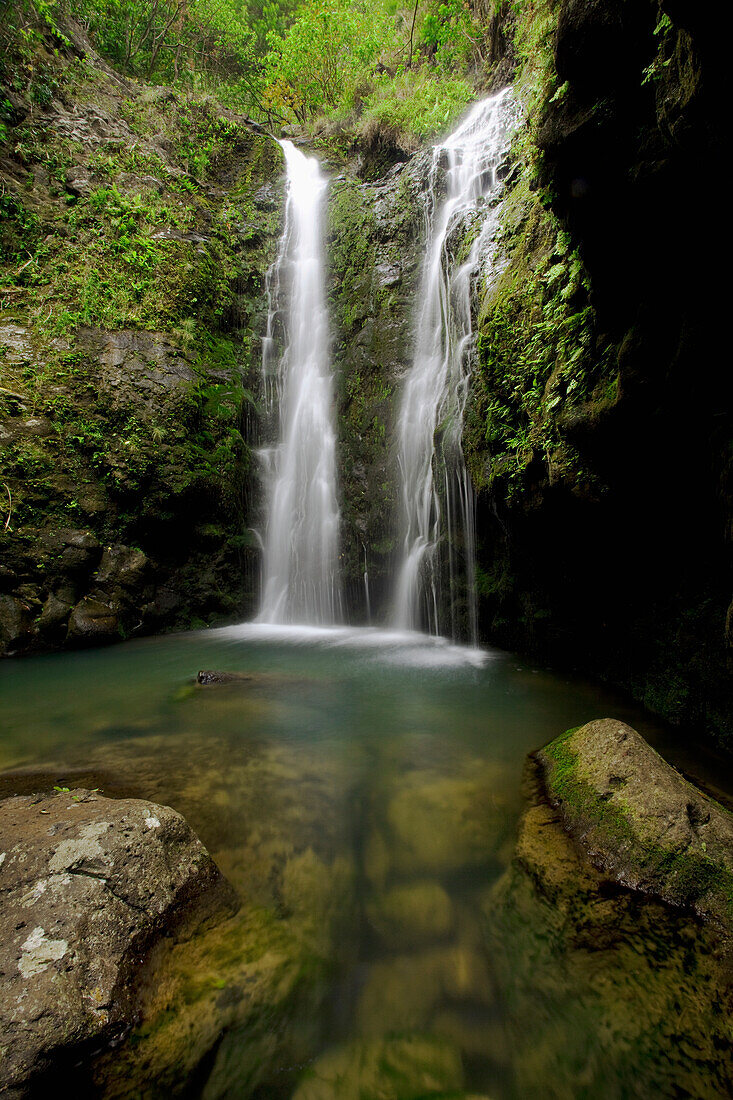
[[483, 728, 733, 1096], [537, 718, 733, 928]]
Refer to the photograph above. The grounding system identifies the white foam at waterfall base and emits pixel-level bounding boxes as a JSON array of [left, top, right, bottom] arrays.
[[392, 88, 519, 644], [214, 622, 493, 669], [256, 140, 342, 626]]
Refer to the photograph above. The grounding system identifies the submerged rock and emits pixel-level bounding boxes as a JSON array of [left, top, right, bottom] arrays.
[[0, 788, 235, 1095], [356, 944, 492, 1036], [291, 1035, 469, 1100], [384, 766, 509, 876], [196, 669, 255, 685], [537, 718, 733, 928], [365, 880, 454, 949]]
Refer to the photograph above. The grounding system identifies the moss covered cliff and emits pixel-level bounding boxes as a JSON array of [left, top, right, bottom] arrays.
[[0, 12, 283, 651], [327, 156, 430, 618], [466, 0, 731, 742]]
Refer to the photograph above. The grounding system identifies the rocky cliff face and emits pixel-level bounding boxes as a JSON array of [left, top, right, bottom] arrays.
[[0, 15, 283, 654], [327, 155, 430, 619], [467, 0, 731, 742]]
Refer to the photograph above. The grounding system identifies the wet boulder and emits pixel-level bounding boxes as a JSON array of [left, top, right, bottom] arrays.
[[0, 788, 235, 1095], [537, 718, 733, 927], [35, 593, 73, 640], [94, 544, 149, 595], [66, 596, 120, 644], [0, 593, 33, 652], [44, 528, 103, 579], [90, 544, 152, 635]]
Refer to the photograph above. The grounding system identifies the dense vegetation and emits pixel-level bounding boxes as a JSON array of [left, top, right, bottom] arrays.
[[0, 0, 285, 642], [1, 0, 510, 151]]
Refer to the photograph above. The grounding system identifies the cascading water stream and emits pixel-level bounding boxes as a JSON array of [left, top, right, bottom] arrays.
[[257, 141, 341, 625], [392, 88, 518, 643]]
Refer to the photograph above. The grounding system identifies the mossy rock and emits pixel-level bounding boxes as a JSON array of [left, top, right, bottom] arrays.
[[537, 719, 733, 929], [483, 746, 733, 1097]]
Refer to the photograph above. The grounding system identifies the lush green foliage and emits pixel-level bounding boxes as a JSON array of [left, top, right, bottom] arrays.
[[359, 66, 474, 145], [0, 0, 512, 149], [260, 0, 501, 144], [262, 0, 395, 122], [73, 0, 258, 91]]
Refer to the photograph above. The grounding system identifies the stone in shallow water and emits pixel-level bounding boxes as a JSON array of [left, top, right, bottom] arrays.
[[291, 1035, 466, 1100], [0, 788, 234, 1094], [356, 945, 493, 1036], [366, 879, 454, 948], [385, 767, 507, 875], [196, 669, 255, 685]]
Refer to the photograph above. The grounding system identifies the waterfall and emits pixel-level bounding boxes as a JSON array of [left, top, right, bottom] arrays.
[[257, 141, 341, 625], [392, 89, 517, 643]]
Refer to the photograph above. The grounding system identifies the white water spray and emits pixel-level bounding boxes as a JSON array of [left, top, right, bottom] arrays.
[[257, 141, 341, 624], [392, 89, 518, 643]]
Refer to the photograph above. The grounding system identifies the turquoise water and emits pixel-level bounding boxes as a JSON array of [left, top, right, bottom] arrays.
[[1, 625, 726, 1098]]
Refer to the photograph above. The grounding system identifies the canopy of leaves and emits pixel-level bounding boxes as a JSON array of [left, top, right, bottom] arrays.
[[262, 0, 397, 123]]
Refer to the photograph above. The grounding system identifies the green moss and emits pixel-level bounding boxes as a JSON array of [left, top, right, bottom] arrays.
[[542, 735, 636, 851], [466, 170, 615, 506], [0, 34, 283, 636]]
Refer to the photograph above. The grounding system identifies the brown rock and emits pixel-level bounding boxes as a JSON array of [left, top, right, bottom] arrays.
[[537, 719, 733, 928], [66, 597, 119, 643]]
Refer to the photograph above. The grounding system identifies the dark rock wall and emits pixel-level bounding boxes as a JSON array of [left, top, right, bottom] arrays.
[[468, 0, 731, 743], [327, 157, 430, 619]]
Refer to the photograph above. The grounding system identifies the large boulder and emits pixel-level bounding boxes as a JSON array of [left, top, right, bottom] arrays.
[[0, 788, 235, 1095], [0, 594, 32, 652], [483, 726, 733, 1097], [537, 718, 733, 927], [66, 596, 120, 644]]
